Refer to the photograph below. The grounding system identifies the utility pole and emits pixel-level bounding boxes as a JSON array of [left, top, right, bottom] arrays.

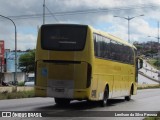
[[128, 16, 130, 43], [43, 0, 45, 24], [158, 22, 160, 68], [148, 21, 160, 68], [0, 14, 17, 85], [158, 21, 159, 43], [158, 22, 160, 83], [114, 15, 144, 43], [0, 58, 2, 85]]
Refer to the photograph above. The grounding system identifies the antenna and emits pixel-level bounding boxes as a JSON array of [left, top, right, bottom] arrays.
[[43, 0, 45, 24]]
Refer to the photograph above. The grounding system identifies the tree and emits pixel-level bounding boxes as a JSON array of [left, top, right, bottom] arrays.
[[154, 60, 160, 68], [19, 50, 35, 73]]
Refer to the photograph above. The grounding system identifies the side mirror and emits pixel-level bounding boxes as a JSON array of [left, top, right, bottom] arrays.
[[138, 59, 143, 69], [136, 57, 143, 70]]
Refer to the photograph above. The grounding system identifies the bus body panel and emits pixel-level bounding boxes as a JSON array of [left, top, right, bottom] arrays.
[[35, 60, 91, 99], [35, 24, 137, 102], [93, 58, 135, 99], [35, 26, 93, 100]]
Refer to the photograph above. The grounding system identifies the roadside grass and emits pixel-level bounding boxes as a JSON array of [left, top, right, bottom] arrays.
[[143, 112, 160, 120], [18, 81, 25, 86], [0, 90, 35, 100], [138, 85, 160, 90], [147, 59, 160, 70], [0, 85, 160, 100]]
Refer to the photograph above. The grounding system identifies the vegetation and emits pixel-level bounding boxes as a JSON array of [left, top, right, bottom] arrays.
[[134, 41, 159, 56], [144, 49, 158, 55], [138, 85, 160, 90], [0, 90, 34, 100], [17, 81, 25, 86], [154, 60, 160, 68], [0, 86, 159, 100], [147, 59, 160, 70], [19, 50, 35, 73], [143, 112, 160, 120]]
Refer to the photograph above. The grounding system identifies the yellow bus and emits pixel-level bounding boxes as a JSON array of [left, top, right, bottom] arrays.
[[35, 24, 141, 106]]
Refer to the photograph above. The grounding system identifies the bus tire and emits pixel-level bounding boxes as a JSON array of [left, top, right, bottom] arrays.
[[125, 85, 133, 101], [54, 98, 70, 106], [100, 86, 108, 107], [125, 95, 131, 101]]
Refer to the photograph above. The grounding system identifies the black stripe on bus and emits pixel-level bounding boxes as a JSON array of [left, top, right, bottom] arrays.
[[43, 60, 81, 64]]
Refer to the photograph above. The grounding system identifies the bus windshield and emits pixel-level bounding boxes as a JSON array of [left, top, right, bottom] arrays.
[[41, 25, 87, 51]]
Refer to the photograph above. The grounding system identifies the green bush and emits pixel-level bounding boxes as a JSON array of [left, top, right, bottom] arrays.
[[154, 60, 160, 67], [144, 112, 160, 120], [138, 85, 160, 90], [18, 81, 25, 86], [0, 90, 35, 100]]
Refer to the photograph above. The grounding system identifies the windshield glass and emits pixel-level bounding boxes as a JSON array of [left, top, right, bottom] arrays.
[[41, 25, 87, 51]]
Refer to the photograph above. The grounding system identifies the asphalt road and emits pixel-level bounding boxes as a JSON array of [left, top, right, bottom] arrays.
[[0, 88, 160, 120]]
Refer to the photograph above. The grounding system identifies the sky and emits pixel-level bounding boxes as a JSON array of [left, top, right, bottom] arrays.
[[0, 0, 160, 50]]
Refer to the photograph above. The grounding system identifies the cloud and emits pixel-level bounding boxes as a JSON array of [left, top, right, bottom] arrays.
[[0, 0, 160, 50], [17, 33, 36, 50]]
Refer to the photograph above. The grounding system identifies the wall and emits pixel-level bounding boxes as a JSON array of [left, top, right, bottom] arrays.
[[4, 72, 26, 83]]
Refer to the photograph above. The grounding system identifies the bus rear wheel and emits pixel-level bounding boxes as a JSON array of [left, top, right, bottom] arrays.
[[54, 98, 70, 106], [125, 95, 131, 101], [100, 87, 108, 107], [125, 86, 133, 101]]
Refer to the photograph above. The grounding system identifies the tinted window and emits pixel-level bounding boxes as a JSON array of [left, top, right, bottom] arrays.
[[110, 40, 117, 60], [41, 25, 87, 51], [94, 33, 134, 65], [94, 34, 111, 58]]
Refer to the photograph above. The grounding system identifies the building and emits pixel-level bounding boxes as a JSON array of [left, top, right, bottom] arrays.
[[4, 50, 27, 84]]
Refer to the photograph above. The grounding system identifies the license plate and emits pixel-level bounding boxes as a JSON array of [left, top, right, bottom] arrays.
[[55, 88, 64, 92]]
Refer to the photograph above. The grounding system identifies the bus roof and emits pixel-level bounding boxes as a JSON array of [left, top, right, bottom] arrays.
[[88, 25, 137, 50], [40, 23, 136, 50]]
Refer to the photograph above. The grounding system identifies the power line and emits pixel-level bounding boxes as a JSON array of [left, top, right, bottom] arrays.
[[45, 6, 59, 22], [0, 4, 159, 21]]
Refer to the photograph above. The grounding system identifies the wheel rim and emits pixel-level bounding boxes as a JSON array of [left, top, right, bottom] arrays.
[[103, 89, 108, 105]]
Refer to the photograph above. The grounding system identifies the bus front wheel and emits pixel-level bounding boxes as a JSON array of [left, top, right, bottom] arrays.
[[100, 87, 108, 107], [54, 98, 70, 106]]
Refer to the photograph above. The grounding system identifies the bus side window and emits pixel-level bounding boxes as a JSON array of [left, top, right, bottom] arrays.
[[103, 37, 111, 59], [119, 43, 124, 63], [97, 35, 101, 57], [93, 34, 98, 56], [129, 48, 134, 65]]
